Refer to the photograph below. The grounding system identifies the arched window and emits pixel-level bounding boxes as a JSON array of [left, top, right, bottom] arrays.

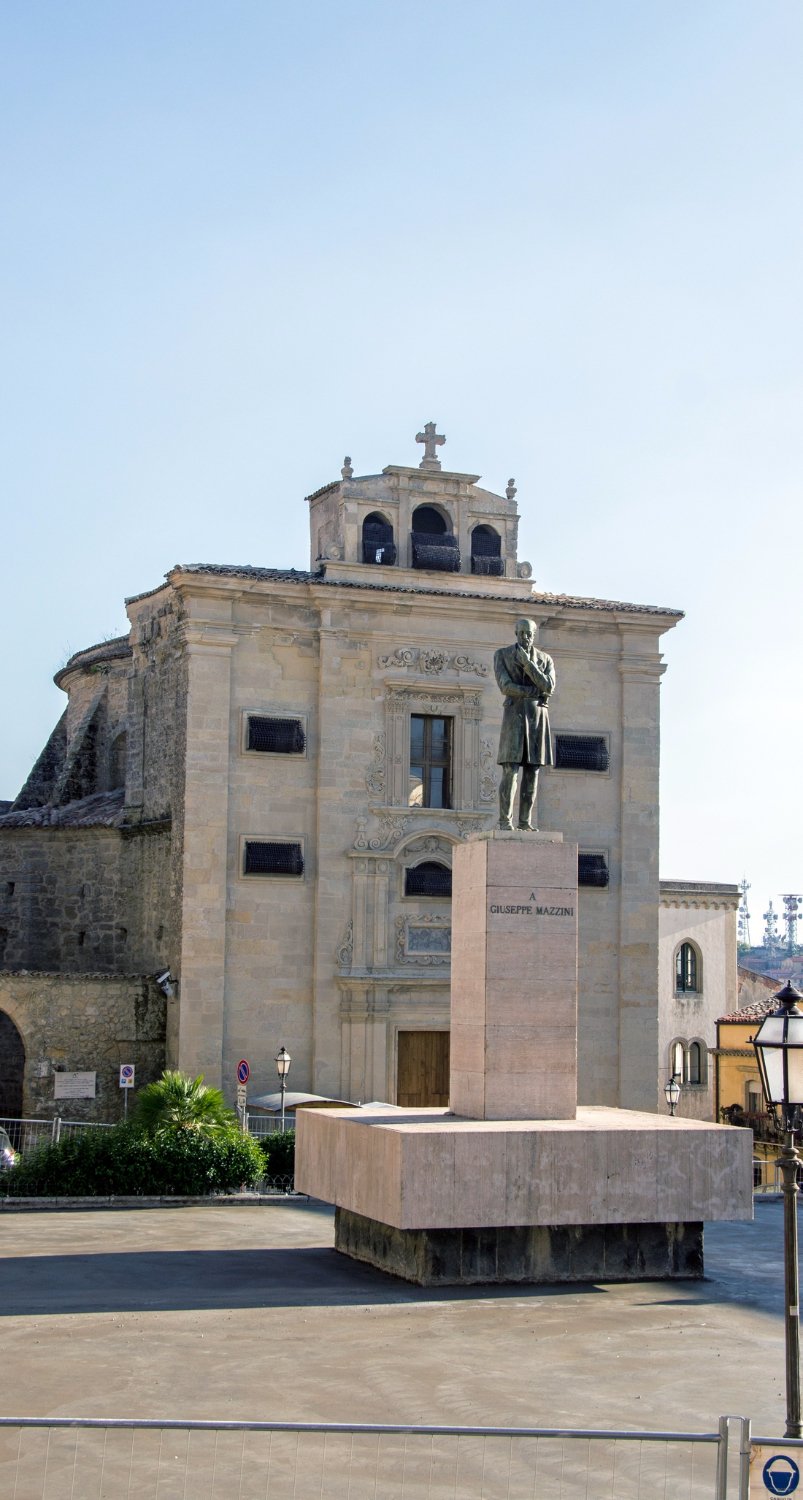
[[675, 941, 700, 994], [411, 505, 447, 536], [410, 506, 460, 572], [687, 1041, 707, 1086], [470, 524, 503, 576], [404, 861, 452, 898], [362, 512, 396, 566], [669, 1040, 685, 1082]]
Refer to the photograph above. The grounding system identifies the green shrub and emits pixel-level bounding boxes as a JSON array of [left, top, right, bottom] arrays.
[[3, 1123, 263, 1198], [132, 1070, 237, 1137], [257, 1129, 295, 1184]]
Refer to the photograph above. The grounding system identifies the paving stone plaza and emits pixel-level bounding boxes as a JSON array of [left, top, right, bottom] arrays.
[[0, 1198, 782, 1433]]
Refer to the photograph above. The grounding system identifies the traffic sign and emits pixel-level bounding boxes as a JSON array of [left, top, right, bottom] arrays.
[[119, 1064, 135, 1089], [236, 1083, 247, 1108], [237, 1059, 250, 1085]]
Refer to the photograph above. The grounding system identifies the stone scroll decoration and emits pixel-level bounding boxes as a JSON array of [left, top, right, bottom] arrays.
[[377, 647, 487, 677], [336, 920, 354, 969], [395, 914, 451, 966], [479, 738, 496, 803]]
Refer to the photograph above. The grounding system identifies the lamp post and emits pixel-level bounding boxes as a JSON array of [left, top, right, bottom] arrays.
[[752, 980, 803, 1439], [275, 1046, 291, 1132], [664, 1074, 681, 1117]]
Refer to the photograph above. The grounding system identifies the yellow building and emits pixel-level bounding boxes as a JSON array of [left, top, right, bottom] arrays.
[[716, 967, 782, 1189]]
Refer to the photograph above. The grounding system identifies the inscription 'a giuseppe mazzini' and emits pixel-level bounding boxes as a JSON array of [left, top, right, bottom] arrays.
[[489, 899, 574, 917]]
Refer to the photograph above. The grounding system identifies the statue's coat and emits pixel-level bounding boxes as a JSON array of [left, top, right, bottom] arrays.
[[494, 643, 555, 767]]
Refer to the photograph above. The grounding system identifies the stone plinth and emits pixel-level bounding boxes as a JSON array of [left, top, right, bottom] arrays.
[[295, 1104, 753, 1232], [294, 1104, 752, 1283], [450, 831, 578, 1120]]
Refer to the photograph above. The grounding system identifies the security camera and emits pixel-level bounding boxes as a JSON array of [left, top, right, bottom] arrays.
[[154, 969, 176, 998]]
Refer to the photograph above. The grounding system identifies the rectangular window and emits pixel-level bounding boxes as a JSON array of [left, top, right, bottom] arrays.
[[246, 716, 306, 755], [243, 840, 304, 877], [408, 715, 453, 809], [554, 734, 609, 773]]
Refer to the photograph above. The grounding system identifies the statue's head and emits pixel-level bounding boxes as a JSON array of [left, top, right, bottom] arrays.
[[514, 617, 537, 649]]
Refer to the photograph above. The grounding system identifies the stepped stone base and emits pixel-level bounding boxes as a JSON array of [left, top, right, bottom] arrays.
[[335, 1208, 705, 1286]]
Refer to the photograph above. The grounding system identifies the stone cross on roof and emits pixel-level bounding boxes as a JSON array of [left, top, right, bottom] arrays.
[[416, 421, 445, 471]]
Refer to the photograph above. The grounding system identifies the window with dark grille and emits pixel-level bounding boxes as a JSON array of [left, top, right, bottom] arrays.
[[675, 941, 699, 993], [409, 715, 453, 809], [404, 861, 453, 897], [410, 505, 460, 571], [362, 514, 397, 566], [410, 532, 460, 571], [470, 525, 504, 576], [555, 734, 609, 772], [578, 852, 609, 887], [247, 716, 306, 754], [243, 841, 304, 877]]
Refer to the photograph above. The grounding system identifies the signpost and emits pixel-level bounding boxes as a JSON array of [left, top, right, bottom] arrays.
[[119, 1063, 135, 1121], [236, 1060, 249, 1131]]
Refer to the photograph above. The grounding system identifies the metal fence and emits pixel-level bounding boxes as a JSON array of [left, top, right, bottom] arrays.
[[0, 1417, 730, 1499], [0, 1116, 114, 1154]]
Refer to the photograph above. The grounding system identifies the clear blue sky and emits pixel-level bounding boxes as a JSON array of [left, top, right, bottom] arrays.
[[2, 1, 801, 942]]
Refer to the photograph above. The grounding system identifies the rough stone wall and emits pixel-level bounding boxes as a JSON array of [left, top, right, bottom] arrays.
[[0, 972, 166, 1120], [0, 826, 173, 975]]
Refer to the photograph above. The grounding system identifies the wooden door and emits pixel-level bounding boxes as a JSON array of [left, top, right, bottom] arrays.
[[396, 1030, 450, 1107]]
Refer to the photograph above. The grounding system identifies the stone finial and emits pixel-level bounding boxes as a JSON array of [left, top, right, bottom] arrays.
[[341, 456, 354, 479], [506, 477, 517, 500], [416, 422, 446, 470]]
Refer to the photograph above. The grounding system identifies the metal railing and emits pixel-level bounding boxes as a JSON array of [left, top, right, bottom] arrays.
[[0, 1115, 114, 1153], [0, 1416, 730, 1499]]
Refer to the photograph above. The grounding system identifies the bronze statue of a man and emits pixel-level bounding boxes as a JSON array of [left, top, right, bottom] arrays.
[[494, 617, 555, 831]]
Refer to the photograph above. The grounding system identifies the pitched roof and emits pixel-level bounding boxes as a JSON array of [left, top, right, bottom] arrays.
[[0, 789, 127, 829], [167, 563, 683, 616]]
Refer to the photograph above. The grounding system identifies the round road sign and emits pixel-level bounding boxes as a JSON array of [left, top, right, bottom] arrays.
[[237, 1059, 250, 1085]]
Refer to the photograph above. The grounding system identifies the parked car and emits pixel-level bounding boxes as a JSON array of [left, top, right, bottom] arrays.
[[0, 1127, 17, 1170]]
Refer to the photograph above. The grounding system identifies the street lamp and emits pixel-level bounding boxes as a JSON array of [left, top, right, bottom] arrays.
[[275, 1046, 291, 1132], [752, 980, 803, 1438], [664, 1074, 681, 1117]]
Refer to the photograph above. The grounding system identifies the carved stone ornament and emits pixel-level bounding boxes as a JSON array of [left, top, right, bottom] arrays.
[[479, 738, 496, 803], [377, 647, 487, 677], [365, 732, 386, 796], [396, 914, 451, 965], [458, 817, 486, 839], [353, 813, 410, 851], [336, 920, 354, 968]]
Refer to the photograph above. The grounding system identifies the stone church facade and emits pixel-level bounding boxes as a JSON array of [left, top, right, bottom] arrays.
[[0, 430, 684, 1120]]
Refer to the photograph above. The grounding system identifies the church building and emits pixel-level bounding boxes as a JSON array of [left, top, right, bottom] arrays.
[[0, 427, 685, 1120]]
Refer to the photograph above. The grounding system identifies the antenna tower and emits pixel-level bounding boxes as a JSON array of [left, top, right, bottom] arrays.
[[738, 878, 751, 947], [763, 900, 781, 954], [780, 894, 803, 954]]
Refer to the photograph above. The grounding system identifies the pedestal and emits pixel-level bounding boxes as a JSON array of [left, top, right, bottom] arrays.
[[450, 831, 578, 1120]]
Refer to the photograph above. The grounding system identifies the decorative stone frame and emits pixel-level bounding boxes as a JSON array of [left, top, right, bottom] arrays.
[[239, 709, 309, 760], [380, 682, 485, 813], [395, 913, 451, 965]]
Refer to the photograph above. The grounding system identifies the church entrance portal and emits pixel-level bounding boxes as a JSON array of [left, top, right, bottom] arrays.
[[0, 1011, 25, 1119], [396, 1030, 450, 1108]]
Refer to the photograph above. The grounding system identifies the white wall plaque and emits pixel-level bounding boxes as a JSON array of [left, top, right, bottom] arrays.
[[53, 1071, 97, 1100]]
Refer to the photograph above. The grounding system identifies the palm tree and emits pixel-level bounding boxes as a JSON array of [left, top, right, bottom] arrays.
[[133, 1071, 237, 1138]]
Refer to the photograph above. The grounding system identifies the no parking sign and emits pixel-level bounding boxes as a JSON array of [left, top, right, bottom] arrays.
[[119, 1064, 135, 1089], [237, 1059, 250, 1085]]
